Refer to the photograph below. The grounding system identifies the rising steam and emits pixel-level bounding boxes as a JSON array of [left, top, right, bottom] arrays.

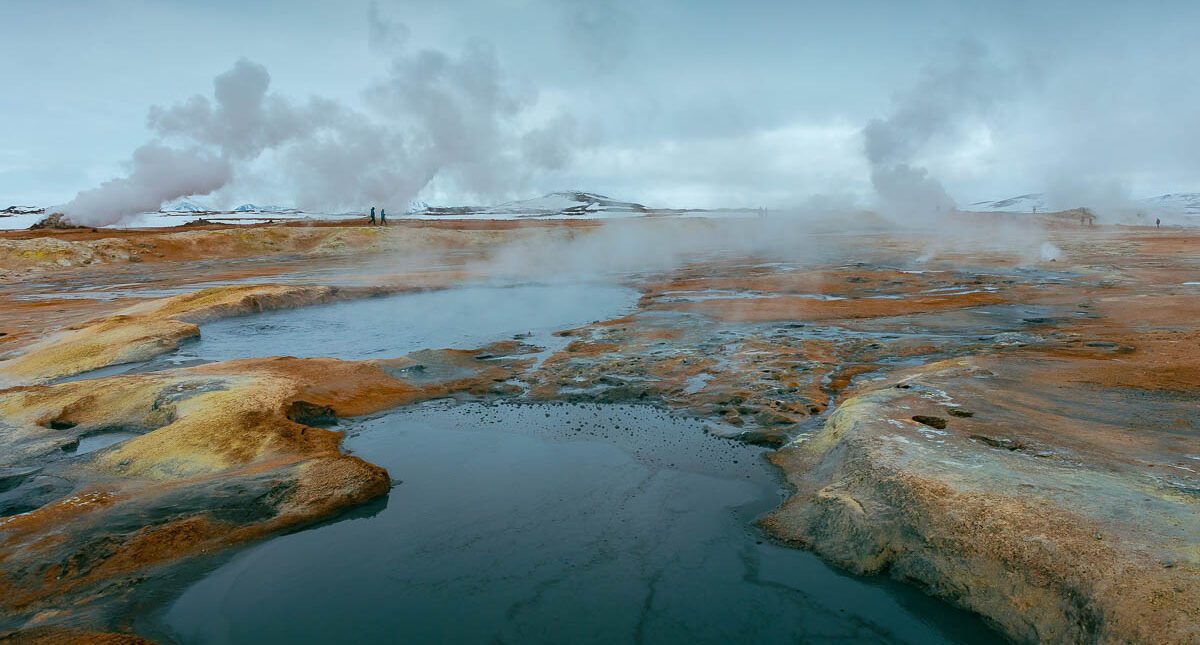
[[59, 144, 232, 225], [59, 6, 578, 226], [863, 40, 1020, 221]]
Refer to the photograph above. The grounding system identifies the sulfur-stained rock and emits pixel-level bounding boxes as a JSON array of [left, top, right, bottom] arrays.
[[0, 346, 529, 635], [0, 284, 401, 386], [761, 357, 1200, 643]]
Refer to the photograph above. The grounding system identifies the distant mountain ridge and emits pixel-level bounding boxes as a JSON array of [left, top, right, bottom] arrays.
[[1142, 193, 1200, 215], [232, 203, 300, 214], [159, 198, 299, 214], [493, 191, 649, 214], [415, 191, 660, 219], [160, 198, 212, 213], [969, 192, 1200, 215], [1, 205, 45, 216], [969, 193, 1048, 213]]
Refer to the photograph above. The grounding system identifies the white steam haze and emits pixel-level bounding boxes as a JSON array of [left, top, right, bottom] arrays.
[[59, 4, 579, 225], [863, 40, 1028, 220], [59, 144, 232, 225], [3, 1, 1200, 219]]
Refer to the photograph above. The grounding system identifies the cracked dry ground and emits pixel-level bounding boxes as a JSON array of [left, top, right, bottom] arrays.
[[0, 224, 1197, 643]]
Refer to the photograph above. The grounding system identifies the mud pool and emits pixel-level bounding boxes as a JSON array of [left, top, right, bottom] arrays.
[[147, 402, 999, 644]]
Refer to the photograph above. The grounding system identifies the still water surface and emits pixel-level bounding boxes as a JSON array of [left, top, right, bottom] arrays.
[[153, 402, 1000, 644]]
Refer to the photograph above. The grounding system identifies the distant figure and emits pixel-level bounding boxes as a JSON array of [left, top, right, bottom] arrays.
[[368, 206, 376, 225], [380, 208, 387, 225], [1156, 217, 1161, 229], [1032, 205, 1037, 214]]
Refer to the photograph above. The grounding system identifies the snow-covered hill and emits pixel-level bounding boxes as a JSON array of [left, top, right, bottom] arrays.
[[969, 192, 1200, 218], [415, 191, 655, 219], [232, 203, 301, 214], [1140, 193, 1200, 216], [494, 191, 649, 215], [968, 193, 1047, 213], [160, 198, 213, 213], [1, 205, 45, 216]]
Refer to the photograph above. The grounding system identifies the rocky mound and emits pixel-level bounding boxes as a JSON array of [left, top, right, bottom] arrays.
[[28, 213, 90, 231]]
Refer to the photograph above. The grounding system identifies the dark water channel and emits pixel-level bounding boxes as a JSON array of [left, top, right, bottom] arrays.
[[148, 402, 1001, 644]]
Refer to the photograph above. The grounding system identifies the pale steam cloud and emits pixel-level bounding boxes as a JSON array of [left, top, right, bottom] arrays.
[[862, 40, 1023, 220], [58, 7, 580, 225]]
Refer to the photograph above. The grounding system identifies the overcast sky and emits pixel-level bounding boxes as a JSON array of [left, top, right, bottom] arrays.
[[2, 0, 1198, 210]]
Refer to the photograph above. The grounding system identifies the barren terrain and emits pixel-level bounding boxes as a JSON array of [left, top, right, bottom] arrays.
[[0, 218, 1196, 643]]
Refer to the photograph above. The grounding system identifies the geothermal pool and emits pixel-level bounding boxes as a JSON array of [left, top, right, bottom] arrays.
[[58, 282, 641, 382], [181, 282, 641, 362], [146, 402, 1000, 644]]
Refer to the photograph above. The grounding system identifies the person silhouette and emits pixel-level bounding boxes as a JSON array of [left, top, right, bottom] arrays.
[[368, 206, 377, 225], [380, 208, 387, 225]]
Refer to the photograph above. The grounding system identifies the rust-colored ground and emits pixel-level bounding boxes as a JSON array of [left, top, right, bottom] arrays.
[[0, 218, 1197, 642]]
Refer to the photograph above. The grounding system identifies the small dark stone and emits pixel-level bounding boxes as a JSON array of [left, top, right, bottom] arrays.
[[947, 409, 974, 418], [970, 434, 1028, 452], [912, 415, 947, 429], [286, 400, 337, 427]]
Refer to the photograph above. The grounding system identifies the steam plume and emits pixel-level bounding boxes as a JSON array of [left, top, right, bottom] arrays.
[[863, 40, 1018, 220], [59, 9, 579, 226], [59, 144, 232, 226]]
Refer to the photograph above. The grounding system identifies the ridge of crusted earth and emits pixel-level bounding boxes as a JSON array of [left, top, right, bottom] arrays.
[[0, 283, 429, 386], [0, 219, 586, 276], [0, 220, 1196, 643]]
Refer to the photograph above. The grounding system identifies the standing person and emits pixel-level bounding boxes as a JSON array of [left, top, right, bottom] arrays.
[[1156, 217, 1161, 229], [380, 208, 387, 226], [368, 206, 376, 225]]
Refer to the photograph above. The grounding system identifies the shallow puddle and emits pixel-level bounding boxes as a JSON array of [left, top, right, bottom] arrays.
[[56, 282, 640, 383], [149, 402, 1000, 644], [72, 431, 140, 455], [180, 282, 639, 362]]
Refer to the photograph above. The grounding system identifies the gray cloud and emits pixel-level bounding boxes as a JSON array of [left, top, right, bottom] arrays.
[[558, 0, 635, 75], [367, 0, 409, 54], [12, 1, 1200, 214]]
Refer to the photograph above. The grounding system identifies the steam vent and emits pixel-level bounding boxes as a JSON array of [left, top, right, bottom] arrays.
[[2, 2, 1198, 643]]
